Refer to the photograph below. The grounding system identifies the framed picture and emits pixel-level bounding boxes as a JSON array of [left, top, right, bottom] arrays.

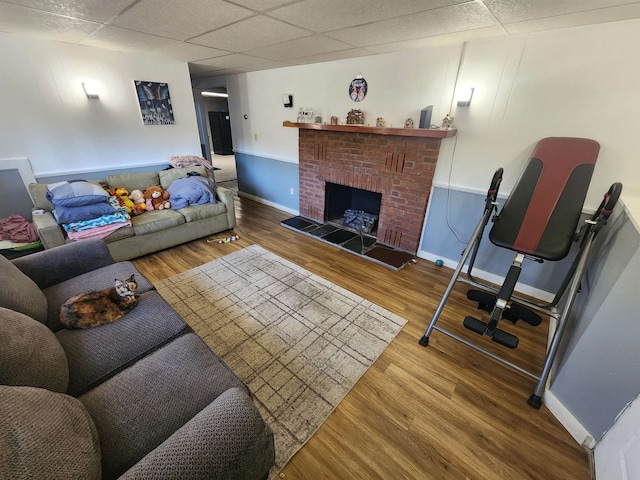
[[135, 80, 175, 125], [349, 75, 367, 102]]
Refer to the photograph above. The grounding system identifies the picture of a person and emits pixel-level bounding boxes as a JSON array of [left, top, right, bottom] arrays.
[[350, 84, 358, 101]]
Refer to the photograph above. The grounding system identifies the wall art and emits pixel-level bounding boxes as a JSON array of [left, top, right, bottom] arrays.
[[135, 80, 175, 125], [349, 74, 368, 102]]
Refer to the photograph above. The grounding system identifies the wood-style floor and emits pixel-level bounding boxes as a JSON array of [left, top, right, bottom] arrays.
[[133, 188, 591, 480]]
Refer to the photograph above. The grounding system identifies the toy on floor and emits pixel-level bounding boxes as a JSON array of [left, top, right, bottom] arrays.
[[207, 234, 239, 244]]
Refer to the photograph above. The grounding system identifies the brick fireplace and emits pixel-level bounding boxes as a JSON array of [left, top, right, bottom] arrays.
[[290, 123, 455, 254]]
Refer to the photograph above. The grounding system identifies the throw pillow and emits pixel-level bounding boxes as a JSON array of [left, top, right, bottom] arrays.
[[0, 254, 48, 323]]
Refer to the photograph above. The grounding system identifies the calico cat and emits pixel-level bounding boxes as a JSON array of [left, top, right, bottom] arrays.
[[60, 274, 138, 329]]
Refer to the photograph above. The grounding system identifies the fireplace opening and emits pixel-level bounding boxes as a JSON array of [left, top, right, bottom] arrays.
[[325, 182, 381, 235]]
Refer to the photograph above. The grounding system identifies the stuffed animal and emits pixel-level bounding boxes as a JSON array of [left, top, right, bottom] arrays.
[[109, 187, 136, 214], [144, 186, 171, 210], [129, 189, 147, 214]]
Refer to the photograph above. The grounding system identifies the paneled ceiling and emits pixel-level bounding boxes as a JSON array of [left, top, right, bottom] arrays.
[[2, 0, 640, 79]]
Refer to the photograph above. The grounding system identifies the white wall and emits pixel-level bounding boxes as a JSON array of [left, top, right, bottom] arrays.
[[215, 18, 640, 209], [213, 45, 463, 163], [0, 33, 201, 179]]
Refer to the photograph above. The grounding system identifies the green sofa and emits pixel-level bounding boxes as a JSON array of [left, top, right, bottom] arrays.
[[29, 167, 236, 261]]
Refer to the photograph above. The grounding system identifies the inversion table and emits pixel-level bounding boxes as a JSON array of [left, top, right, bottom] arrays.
[[418, 137, 622, 408]]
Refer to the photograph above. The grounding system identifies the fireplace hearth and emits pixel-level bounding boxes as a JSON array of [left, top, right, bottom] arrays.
[[281, 215, 414, 270]]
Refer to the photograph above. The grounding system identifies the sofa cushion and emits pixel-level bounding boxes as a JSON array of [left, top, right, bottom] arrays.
[[119, 387, 275, 480], [0, 385, 101, 480], [103, 223, 135, 242], [42, 261, 154, 331], [159, 166, 208, 190], [0, 307, 69, 393], [178, 202, 227, 222], [80, 332, 247, 480], [131, 209, 185, 236], [0, 255, 48, 324], [107, 171, 159, 193], [56, 291, 186, 397]]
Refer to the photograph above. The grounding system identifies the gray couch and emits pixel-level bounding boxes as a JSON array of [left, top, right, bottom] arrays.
[[0, 239, 275, 479], [29, 166, 236, 261]]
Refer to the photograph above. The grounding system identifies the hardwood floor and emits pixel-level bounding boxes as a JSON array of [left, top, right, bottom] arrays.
[[133, 193, 591, 480]]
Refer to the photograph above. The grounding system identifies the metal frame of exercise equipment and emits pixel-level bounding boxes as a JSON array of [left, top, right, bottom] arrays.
[[418, 138, 622, 408]]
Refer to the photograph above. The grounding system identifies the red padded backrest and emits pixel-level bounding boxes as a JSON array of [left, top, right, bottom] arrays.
[[489, 137, 599, 261]]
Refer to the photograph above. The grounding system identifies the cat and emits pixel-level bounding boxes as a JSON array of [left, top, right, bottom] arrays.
[[60, 274, 138, 329]]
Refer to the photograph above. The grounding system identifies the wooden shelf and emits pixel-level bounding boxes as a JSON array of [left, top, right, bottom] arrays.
[[283, 121, 457, 138]]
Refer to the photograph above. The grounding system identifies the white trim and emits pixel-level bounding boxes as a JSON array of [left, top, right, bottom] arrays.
[[416, 248, 555, 302], [35, 161, 169, 179], [238, 191, 299, 215], [544, 390, 595, 449], [233, 149, 298, 164]]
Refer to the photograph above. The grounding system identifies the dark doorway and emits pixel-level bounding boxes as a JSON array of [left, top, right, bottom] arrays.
[[208, 111, 234, 155]]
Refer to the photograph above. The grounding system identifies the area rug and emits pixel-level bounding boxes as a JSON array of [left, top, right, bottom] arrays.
[[155, 245, 407, 475]]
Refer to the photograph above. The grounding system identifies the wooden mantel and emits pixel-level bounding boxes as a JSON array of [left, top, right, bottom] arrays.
[[283, 121, 457, 139]]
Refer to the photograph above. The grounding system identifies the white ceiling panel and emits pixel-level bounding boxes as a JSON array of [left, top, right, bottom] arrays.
[[267, 0, 466, 32], [80, 25, 175, 54], [149, 42, 231, 62], [504, 3, 640, 35], [189, 15, 310, 52], [111, 0, 254, 41], [3, 0, 640, 78], [0, 2, 99, 42], [193, 53, 271, 69], [1, 0, 133, 22], [483, 0, 640, 24], [327, 3, 496, 47], [246, 35, 353, 61], [228, 0, 300, 11]]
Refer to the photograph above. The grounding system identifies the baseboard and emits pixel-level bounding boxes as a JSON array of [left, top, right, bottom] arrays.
[[237, 191, 299, 216], [416, 249, 555, 302], [544, 390, 595, 449]]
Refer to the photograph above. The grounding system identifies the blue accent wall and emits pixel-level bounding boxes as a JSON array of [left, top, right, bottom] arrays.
[[36, 164, 171, 184], [235, 152, 299, 211], [421, 186, 580, 293]]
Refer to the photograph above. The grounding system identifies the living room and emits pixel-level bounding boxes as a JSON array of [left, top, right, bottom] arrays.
[[2, 1, 640, 478]]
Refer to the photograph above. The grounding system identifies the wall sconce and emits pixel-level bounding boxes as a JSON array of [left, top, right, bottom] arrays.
[[82, 81, 100, 99], [282, 94, 293, 108], [455, 86, 474, 107], [201, 91, 228, 98]]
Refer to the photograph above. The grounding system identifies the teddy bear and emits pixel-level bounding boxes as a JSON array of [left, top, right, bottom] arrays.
[[144, 185, 171, 210], [129, 189, 147, 214]]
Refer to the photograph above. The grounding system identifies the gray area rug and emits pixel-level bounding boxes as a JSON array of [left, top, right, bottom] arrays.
[[155, 245, 407, 475]]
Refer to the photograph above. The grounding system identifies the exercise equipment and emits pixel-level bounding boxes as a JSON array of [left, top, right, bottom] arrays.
[[418, 137, 622, 408]]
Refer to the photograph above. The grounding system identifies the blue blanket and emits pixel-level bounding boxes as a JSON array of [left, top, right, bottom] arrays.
[[167, 176, 217, 210]]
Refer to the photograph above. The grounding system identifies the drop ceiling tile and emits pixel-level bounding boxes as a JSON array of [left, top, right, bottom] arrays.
[[2, 0, 134, 22], [232, 60, 294, 72], [193, 53, 270, 69], [289, 48, 375, 65], [0, 3, 100, 42], [150, 42, 231, 62], [110, 0, 254, 41], [483, 0, 640, 24], [228, 0, 299, 11], [367, 26, 506, 53], [326, 2, 496, 47], [246, 35, 353, 61], [189, 15, 311, 52], [267, 0, 464, 32], [504, 3, 640, 35], [189, 63, 223, 74], [80, 25, 176, 53]]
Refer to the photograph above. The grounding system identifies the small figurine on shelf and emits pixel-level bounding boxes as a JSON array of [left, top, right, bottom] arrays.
[[330, 116, 338, 125], [376, 117, 385, 127], [346, 109, 365, 125], [442, 114, 454, 129], [404, 118, 414, 128]]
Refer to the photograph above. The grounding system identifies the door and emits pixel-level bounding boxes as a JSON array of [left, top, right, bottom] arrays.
[[208, 111, 233, 155], [595, 394, 640, 479]]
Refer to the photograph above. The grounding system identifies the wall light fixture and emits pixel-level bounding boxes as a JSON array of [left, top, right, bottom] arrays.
[[455, 86, 474, 107], [82, 82, 100, 99]]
